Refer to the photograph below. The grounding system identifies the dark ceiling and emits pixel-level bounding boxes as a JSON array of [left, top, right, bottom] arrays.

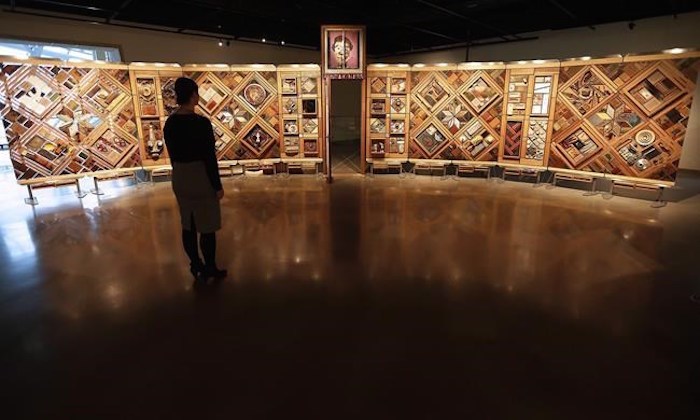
[[2, 0, 699, 56]]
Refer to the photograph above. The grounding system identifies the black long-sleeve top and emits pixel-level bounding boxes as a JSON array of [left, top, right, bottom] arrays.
[[163, 113, 222, 191]]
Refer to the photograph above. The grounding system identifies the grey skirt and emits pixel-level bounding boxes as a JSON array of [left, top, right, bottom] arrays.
[[171, 161, 221, 233]]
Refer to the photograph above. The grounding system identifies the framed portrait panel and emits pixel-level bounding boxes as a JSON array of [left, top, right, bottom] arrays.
[[322, 25, 366, 79]]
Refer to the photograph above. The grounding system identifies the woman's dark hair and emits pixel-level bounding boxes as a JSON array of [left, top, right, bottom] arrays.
[[174, 77, 198, 105]]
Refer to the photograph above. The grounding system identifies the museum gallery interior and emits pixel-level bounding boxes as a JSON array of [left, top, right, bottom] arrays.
[[1, 0, 700, 418]]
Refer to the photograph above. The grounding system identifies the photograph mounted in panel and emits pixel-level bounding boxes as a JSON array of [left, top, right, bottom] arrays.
[[282, 77, 297, 95], [322, 25, 365, 79]]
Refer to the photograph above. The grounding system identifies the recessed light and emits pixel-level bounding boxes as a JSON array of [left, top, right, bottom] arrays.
[[664, 47, 686, 54]]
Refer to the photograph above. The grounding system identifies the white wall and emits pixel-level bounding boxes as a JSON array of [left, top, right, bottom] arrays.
[[378, 12, 700, 63], [0, 10, 319, 64], [377, 11, 700, 171]]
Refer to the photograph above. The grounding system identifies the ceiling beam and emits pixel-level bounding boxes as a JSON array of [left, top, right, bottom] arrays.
[[108, 0, 133, 22], [547, 0, 577, 20], [399, 24, 462, 43], [21, 0, 114, 14], [309, 0, 463, 47], [372, 35, 539, 59], [3, 8, 319, 51], [415, 0, 520, 42], [546, 1, 597, 31]]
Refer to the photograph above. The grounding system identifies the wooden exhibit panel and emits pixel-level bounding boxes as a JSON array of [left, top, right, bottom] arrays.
[[278, 65, 323, 160], [182, 64, 281, 161], [0, 61, 9, 144], [406, 64, 505, 162], [129, 63, 183, 166], [548, 53, 699, 182], [365, 51, 698, 184], [366, 65, 410, 160], [1, 57, 143, 181], [1, 59, 315, 185], [499, 62, 559, 166]]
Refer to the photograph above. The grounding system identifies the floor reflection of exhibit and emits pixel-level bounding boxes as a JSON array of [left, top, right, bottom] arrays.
[[3, 177, 331, 293], [359, 176, 663, 321], [4, 174, 699, 417]]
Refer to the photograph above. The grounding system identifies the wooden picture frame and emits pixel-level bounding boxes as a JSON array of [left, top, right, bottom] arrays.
[[321, 25, 366, 80]]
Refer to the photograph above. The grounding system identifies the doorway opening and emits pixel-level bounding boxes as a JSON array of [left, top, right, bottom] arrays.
[[329, 79, 362, 174]]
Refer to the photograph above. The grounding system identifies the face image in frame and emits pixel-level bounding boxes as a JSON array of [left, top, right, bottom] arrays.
[[327, 30, 360, 70]]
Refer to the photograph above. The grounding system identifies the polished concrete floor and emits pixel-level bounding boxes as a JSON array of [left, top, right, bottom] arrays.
[[1, 168, 700, 419]]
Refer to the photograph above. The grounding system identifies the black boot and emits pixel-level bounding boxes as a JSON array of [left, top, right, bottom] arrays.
[[203, 265, 227, 279], [200, 232, 226, 279], [190, 260, 205, 280]]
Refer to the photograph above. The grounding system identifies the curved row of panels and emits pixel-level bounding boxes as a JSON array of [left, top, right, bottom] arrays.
[[1, 49, 698, 185], [366, 51, 700, 185]]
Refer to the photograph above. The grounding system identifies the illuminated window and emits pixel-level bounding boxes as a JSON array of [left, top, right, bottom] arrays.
[[0, 38, 121, 62]]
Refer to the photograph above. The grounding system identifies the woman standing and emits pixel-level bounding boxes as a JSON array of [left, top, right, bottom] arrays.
[[164, 77, 227, 280]]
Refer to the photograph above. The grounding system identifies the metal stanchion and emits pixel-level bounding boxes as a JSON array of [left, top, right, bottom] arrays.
[[75, 178, 87, 198], [24, 185, 38, 205], [90, 177, 105, 195]]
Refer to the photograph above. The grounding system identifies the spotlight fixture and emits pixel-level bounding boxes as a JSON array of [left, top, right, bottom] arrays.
[[218, 39, 223, 47], [262, 38, 266, 43], [664, 47, 686, 54], [281, 40, 285, 46]]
